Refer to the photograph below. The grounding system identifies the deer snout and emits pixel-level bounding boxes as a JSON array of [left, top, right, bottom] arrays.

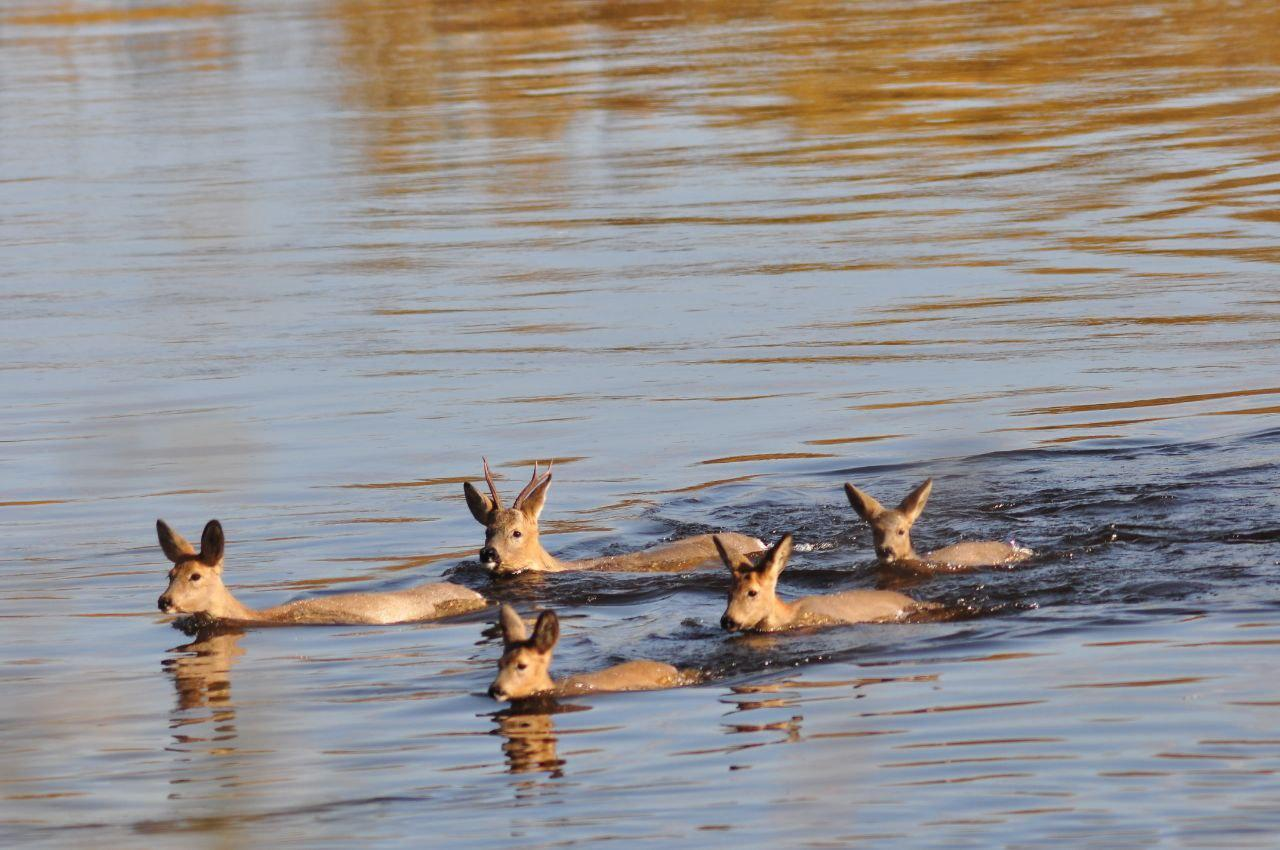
[[720, 614, 740, 632], [487, 684, 507, 701], [479, 547, 500, 567], [157, 595, 173, 613]]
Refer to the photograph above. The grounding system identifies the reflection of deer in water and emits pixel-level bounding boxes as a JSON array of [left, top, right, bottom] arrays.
[[491, 708, 567, 777], [163, 623, 245, 742], [464, 459, 764, 575], [156, 519, 486, 624]]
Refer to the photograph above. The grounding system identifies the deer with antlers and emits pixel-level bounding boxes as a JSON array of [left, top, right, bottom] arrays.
[[463, 459, 764, 575]]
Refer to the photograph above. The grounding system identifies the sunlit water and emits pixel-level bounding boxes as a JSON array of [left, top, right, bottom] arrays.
[[3, 0, 1280, 846]]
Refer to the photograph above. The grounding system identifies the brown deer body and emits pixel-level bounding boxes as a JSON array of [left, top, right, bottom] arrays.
[[845, 479, 1033, 571], [156, 519, 486, 625], [487, 605, 693, 700], [464, 460, 763, 575], [716, 534, 933, 632]]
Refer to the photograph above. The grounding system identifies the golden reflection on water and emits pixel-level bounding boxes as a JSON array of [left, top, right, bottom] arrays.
[[312, 0, 1280, 459], [6, 2, 233, 27], [328, 0, 1280, 196]]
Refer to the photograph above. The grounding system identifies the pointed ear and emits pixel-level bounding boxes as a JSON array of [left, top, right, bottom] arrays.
[[198, 519, 225, 568], [531, 610, 559, 653], [898, 479, 933, 523], [844, 484, 885, 523], [713, 535, 752, 572], [759, 533, 794, 578], [499, 604, 527, 646], [518, 472, 551, 521], [156, 520, 196, 563], [463, 482, 496, 525]]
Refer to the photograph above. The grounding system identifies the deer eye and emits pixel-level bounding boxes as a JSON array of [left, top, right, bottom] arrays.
[[189, 573, 201, 583], [517, 662, 528, 670], [512, 530, 522, 538], [897, 530, 905, 536], [747, 589, 758, 598]]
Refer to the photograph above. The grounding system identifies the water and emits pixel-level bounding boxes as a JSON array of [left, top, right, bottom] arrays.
[[3, 0, 1280, 845]]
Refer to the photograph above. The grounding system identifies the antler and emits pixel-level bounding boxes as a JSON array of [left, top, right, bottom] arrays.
[[482, 457, 504, 510], [513, 460, 553, 508]]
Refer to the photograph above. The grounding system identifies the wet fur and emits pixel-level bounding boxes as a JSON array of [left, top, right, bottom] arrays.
[[716, 533, 933, 633], [488, 605, 693, 700], [845, 479, 1032, 571], [465, 462, 764, 574], [156, 519, 486, 625]]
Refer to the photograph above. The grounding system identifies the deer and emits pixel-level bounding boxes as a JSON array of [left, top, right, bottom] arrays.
[[715, 533, 935, 632], [844, 479, 1033, 571], [156, 519, 487, 625], [463, 459, 764, 575], [487, 604, 696, 701]]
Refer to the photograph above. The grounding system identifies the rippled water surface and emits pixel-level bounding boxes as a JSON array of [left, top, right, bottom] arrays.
[[4, 0, 1280, 846]]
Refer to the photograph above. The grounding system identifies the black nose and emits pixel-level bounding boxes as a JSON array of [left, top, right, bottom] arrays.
[[720, 614, 737, 631], [487, 684, 503, 700], [157, 596, 171, 612], [479, 547, 499, 565]]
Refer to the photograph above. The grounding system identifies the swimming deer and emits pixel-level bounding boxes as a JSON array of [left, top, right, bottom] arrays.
[[156, 519, 487, 625], [487, 604, 694, 700], [844, 479, 1033, 570], [715, 533, 933, 632], [464, 459, 764, 575]]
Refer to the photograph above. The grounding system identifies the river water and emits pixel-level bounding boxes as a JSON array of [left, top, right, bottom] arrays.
[[3, 0, 1280, 846]]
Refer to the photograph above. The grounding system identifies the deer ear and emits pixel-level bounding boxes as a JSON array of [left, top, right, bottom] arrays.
[[713, 535, 752, 572], [463, 482, 496, 525], [499, 604, 527, 645], [531, 610, 559, 653], [844, 484, 885, 522], [198, 520, 225, 568], [518, 473, 552, 521], [156, 520, 196, 563], [760, 533, 794, 577], [898, 479, 933, 523]]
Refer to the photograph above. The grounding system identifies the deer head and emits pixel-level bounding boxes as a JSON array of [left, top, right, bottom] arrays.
[[488, 604, 559, 700], [715, 533, 794, 632], [463, 459, 553, 574], [844, 479, 932, 564], [156, 519, 234, 617]]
